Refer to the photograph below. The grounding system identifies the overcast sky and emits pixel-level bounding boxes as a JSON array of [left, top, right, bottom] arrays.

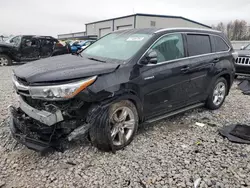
[[1, 0, 250, 37]]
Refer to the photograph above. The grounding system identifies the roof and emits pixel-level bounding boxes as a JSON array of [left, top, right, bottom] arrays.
[[155, 27, 220, 34], [58, 31, 86, 36], [85, 13, 211, 29], [57, 35, 98, 40], [111, 27, 220, 35]]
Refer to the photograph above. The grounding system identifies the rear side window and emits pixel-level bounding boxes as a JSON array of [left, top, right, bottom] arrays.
[[211, 36, 229, 52], [187, 34, 211, 56]]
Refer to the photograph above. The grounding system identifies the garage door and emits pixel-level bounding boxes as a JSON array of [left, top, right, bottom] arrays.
[[99, 27, 111, 37], [117, 25, 133, 30]]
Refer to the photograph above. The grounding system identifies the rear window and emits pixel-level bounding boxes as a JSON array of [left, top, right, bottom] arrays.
[[211, 36, 229, 52], [187, 34, 211, 56]]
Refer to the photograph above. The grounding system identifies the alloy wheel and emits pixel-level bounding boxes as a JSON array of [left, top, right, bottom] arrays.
[[212, 82, 226, 106], [0, 57, 9, 66], [110, 107, 136, 146]]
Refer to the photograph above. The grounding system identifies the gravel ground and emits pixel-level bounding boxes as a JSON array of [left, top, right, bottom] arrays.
[[0, 66, 250, 188]]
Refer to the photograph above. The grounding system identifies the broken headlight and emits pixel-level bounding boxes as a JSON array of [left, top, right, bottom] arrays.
[[29, 76, 97, 100]]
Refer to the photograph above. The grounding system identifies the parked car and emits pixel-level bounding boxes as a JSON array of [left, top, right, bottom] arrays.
[[71, 40, 96, 54], [235, 44, 250, 77], [10, 28, 235, 152], [53, 40, 71, 56], [0, 35, 62, 66]]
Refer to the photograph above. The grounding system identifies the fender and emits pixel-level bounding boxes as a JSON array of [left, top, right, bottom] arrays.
[[206, 70, 233, 96], [0, 47, 19, 62], [90, 91, 144, 123]]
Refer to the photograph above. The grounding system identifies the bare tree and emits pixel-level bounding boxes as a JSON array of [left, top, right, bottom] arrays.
[[213, 20, 250, 40]]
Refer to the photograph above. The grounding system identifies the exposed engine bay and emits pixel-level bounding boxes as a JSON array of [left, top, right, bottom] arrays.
[[10, 95, 92, 152]]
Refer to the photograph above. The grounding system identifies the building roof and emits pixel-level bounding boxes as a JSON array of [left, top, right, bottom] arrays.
[[85, 13, 211, 28]]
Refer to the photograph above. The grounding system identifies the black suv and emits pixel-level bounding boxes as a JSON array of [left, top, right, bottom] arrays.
[[0, 35, 68, 66], [235, 44, 250, 77], [10, 28, 235, 152]]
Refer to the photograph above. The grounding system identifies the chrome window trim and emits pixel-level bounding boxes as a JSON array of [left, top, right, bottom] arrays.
[[138, 31, 231, 67], [154, 27, 220, 34]]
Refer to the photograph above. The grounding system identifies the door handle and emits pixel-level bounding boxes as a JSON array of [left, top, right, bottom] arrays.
[[181, 66, 190, 73], [213, 58, 220, 63]]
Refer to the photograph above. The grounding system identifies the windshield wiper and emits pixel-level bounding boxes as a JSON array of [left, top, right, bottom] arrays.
[[88, 57, 106, 63]]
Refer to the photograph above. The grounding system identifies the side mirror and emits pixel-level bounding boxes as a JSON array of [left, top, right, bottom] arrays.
[[240, 46, 245, 50], [141, 50, 158, 65]]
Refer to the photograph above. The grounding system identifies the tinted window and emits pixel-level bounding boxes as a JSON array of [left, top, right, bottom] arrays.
[[187, 34, 211, 56], [151, 33, 184, 63], [212, 36, 229, 52]]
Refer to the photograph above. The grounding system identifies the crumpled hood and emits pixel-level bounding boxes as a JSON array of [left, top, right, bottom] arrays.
[[14, 54, 119, 84], [236, 50, 250, 56]]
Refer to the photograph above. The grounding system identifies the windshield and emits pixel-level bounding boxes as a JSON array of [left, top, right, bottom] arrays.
[[83, 32, 152, 60], [244, 44, 250, 50]]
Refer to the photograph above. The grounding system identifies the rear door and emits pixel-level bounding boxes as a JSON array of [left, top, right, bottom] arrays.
[[184, 33, 216, 104], [40, 39, 54, 58]]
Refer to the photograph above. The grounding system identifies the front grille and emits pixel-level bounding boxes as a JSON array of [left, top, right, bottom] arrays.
[[235, 57, 250, 66]]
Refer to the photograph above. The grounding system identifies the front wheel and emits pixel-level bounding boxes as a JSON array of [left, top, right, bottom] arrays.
[[89, 100, 139, 151], [0, 54, 12, 66], [206, 77, 228, 110]]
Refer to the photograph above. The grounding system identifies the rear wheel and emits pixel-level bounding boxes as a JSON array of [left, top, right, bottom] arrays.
[[89, 100, 139, 151], [0, 54, 12, 66], [206, 77, 228, 110]]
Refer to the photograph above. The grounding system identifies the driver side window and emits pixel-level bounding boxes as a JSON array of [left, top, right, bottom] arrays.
[[151, 33, 184, 63]]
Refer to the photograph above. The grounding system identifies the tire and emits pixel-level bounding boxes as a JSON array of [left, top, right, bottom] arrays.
[[0, 54, 12, 66], [89, 100, 139, 151], [206, 77, 228, 110]]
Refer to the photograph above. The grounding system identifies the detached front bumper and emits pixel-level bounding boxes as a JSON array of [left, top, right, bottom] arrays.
[[9, 106, 55, 152], [9, 97, 91, 152]]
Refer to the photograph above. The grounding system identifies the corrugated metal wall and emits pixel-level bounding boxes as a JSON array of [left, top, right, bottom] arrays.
[[136, 15, 208, 29], [86, 15, 209, 38], [86, 16, 135, 37]]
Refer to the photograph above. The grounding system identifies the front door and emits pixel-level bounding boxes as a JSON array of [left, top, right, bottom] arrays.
[[20, 37, 40, 61], [138, 33, 191, 119]]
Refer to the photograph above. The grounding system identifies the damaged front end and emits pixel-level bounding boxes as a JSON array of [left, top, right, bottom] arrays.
[[9, 96, 91, 152], [9, 76, 95, 152]]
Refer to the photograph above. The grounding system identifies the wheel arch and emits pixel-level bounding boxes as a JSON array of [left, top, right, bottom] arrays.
[[0, 51, 15, 61], [95, 92, 144, 123], [206, 71, 233, 96], [219, 73, 232, 95]]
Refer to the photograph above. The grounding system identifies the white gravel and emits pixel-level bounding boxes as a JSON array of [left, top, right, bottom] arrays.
[[0, 66, 250, 188]]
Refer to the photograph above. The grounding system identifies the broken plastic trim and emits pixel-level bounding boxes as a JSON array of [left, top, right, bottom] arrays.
[[67, 123, 91, 141]]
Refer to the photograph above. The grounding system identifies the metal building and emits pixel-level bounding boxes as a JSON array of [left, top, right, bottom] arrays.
[[57, 31, 97, 40], [86, 13, 211, 38]]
